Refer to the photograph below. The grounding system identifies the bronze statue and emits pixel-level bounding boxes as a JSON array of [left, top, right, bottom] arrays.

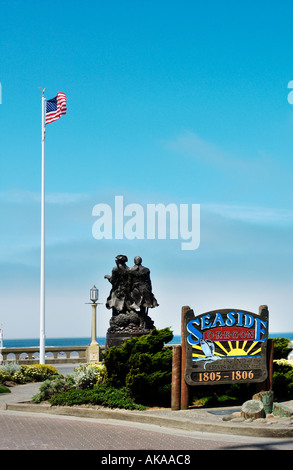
[[104, 255, 158, 341], [129, 256, 158, 312], [104, 255, 130, 315]]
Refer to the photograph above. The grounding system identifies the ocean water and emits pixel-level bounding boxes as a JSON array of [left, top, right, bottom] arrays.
[[2, 333, 292, 349]]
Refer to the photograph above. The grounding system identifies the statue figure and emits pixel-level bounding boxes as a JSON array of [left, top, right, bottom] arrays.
[[104, 255, 158, 342], [104, 255, 130, 315], [129, 256, 158, 313]]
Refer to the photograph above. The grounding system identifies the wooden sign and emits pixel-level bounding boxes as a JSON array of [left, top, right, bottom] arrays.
[[183, 306, 269, 386]]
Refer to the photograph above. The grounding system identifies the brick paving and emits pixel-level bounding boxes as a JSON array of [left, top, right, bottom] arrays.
[[1, 370, 293, 451], [0, 412, 224, 450], [1, 411, 293, 450]]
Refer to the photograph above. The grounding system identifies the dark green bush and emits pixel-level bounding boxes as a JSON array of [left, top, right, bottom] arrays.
[[272, 359, 293, 400], [103, 328, 173, 406], [49, 383, 145, 410], [0, 385, 11, 394], [271, 337, 292, 359]]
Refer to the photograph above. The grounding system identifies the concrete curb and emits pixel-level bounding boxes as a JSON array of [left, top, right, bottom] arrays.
[[3, 401, 293, 439]]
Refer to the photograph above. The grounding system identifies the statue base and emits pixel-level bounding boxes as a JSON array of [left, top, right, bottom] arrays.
[[105, 329, 154, 350], [104, 309, 156, 350]]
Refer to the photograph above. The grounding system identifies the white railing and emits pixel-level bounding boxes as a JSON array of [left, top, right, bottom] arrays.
[[0, 345, 105, 364]]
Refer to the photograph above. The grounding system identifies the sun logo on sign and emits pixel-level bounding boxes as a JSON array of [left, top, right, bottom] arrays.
[[192, 338, 262, 363]]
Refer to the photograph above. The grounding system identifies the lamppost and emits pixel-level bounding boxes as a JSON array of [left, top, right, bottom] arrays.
[[90, 285, 99, 346], [86, 285, 101, 363]]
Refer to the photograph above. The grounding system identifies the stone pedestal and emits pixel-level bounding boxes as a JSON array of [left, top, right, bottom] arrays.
[[105, 330, 152, 351], [87, 343, 100, 363]]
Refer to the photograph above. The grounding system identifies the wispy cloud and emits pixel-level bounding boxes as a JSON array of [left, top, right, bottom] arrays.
[[0, 190, 89, 205], [164, 130, 277, 176], [204, 203, 293, 225], [165, 130, 231, 166], [46, 193, 89, 204]]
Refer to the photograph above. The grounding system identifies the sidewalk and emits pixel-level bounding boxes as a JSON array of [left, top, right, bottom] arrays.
[[1, 380, 293, 439]]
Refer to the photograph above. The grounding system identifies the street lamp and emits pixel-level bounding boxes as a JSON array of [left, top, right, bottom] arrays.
[[89, 286, 99, 346], [90, 285, 99, 304]]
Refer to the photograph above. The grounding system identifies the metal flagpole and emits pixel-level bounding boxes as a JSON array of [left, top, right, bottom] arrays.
[[39, 88, 46, 364]]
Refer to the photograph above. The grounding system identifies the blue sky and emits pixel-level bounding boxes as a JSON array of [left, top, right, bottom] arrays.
[[1, 0, 293, 338]]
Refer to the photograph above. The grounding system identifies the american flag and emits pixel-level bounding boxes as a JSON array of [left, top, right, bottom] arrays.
[[45, 92, 67, 124]]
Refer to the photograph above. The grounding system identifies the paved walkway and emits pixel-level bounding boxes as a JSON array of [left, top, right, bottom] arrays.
[[1, 378, 293, 440], [3, 410, 293, 451], [1, 383, 293, 451]]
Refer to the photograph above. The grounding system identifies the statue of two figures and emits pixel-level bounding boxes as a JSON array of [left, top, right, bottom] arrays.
[[104, 255, 158, 343]]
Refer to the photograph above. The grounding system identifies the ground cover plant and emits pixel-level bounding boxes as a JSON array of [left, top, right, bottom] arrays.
[[73, 363, 106, 389], [0, 363, 59, 385], [32, 363, 106, 403], [49, 384, 145, 410]]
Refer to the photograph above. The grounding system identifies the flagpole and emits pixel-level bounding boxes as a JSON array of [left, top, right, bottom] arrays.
[[40, 88, 46, 364]]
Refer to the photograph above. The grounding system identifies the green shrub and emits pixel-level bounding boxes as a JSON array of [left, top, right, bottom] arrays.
[[0, 361, 21, 375], [24, 364, 59, 381], [49, 383, 145, 410], [104, 328, 173, 406], [0, 370, 11, 384], [12, 370, 27, 384], [0, 385, 11, 394], [271, 337, 292, 359], [272, 359, 293, 399], [0, 364, 59, 384], [73, 363, 106, 389], [32, 375, 75, 403]]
